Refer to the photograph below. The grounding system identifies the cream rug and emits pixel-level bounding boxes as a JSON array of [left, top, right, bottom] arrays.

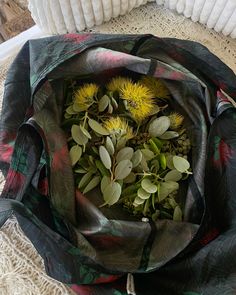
[[0, 3, 236, 295]]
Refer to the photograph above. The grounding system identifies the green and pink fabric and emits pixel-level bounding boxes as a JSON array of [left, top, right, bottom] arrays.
[[0, 34, 236, 295]]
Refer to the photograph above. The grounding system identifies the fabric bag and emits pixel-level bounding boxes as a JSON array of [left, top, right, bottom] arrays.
[[0, 34, 236, 295]]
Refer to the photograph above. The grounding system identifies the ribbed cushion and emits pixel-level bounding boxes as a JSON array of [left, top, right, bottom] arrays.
[[28, 0, 236, 38]]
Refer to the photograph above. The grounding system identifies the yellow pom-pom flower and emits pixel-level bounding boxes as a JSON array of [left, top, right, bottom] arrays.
[[103, 117, 134, 139], [73, 83, 99, 110], [106, 76, 132, 93], [140, 76, 170, 100], [169, 112, 184, 130], [120, 82, 155, 122]]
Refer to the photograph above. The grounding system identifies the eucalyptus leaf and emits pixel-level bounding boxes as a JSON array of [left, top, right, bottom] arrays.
[[158, 181, 179, 202], [141, 179, 158, 194], [103, 181, 122, 206], [69, 145, 82, 166], [80, 125, 92, 139], [83, 176, 101, 194], [173, 156, 190, 173], [71, 125, 89, 146], [115, 160, 133, 180], [116, 147, 134, 163], [98, 95, 110, 112], [166, 155, 175, 170], [164, 170, 182, 182], [101, 176, 111, 193], [148, 116, 170, 137], [141, 149, 155, 161], [105, 137, 115, 156], [99, 146, 112, 170], [74, 168, 87, 174], [88, 119, 109, 135], [78, 171, 93, 190], [138, 188, 151, 200], [134, 196, 145, 206], [173, 206, 182, 221], [66, 105, 78, 115], [123, 172, 136, 184], [159, 131, 179, 140], [131, 150, 142, 168]]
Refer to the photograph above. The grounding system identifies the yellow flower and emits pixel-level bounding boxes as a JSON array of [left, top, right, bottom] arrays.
[[140, 76, 170, 100], [103, 117, 134, 139], [169, 112, 184, 130], [73, 83, 99, 110], [120, 81, 155, 122], [106, 76, 132, 93]]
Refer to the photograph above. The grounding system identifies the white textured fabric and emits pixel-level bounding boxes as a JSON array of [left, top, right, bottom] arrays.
[[28, 0, 236, 37], [0, 3, 236, 295]]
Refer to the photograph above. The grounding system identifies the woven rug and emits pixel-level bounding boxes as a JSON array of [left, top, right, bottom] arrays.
[[0, 3, 236, 295]]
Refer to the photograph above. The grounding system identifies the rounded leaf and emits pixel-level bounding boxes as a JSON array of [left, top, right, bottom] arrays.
[[173, 156, 190, 173], [80, 125, 92, 139], [134, 196, 145, 206], [115, 160, 133, 180], [71, 125, 89, 146], [83, 176, 101, 194], [99, 146, 112, 170], [101, 176, 111, 193], [105, 137, 115, 156], [123, 172, 136, 184], [159, 131, 179, 140], [138, 188, 151, 200], [116, 147, 134, 163], [159, 181, 179, 202], [88, 119, 109, 135], [141, 179, 158, 194], [164, 170, 182, 182], [131, 150, 142, 168], [173, 206, 182, 221], [66, 105, 78, 115], [98, 95, 110, 112], [103, 181, 122, 206], [141, 149, 155, 161], [166, 155, 175, 170], [69, 145, 82, 166], [148, 116, 170, 137]]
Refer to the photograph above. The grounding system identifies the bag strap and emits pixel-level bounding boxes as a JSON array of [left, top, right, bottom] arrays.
[[0, 123, 43, 225]]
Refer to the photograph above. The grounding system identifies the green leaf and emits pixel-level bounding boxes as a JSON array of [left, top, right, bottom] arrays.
[[66, 105, 78, 115], [71, 125, 89, 146], [168, 197, 178, 208], [101, 176, 111, 193], [78, 172, 93, 190], [159, 181, 179, 201], [116, 147, 134, 163], [159, 153, 166, 170], [141, 179, 158, 194], [148, 116, 170, 137], [173, 205, 182, 221], [164, 170, 182, 182], [138, 188, 151, 200], [115, 160, 133, 180], [103, 181, 122, 206], [69, 145, 82, 166], [166, 155, 175, 170], [80, 125, 92, 139], [139, 157, 149, 172], [141, 149, 155, 161], [108, 102, 113, 114], [173, 156, 190, 173], [105, 137, 115, 156], [123, 172, 136, 184], [88, 119, 109, 135], [148, 105, 160, 116], [131, 150, 142, 168], [99, 146, 112, 170], [133, 196, 145, 206], [98, 95, 110, 112], [83, 176, 101, 194], [74, 168, 87, 174], [159, 131, 179, 140], [116, 137, 127, 150], [110, 96, 118, 109]]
